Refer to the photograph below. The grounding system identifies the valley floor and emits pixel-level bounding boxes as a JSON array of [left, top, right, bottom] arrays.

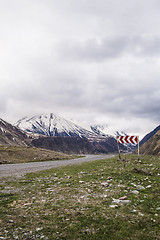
[[0, 155, 159, 239]]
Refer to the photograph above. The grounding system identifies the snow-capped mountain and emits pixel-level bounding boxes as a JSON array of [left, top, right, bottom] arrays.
[[90, 124, 127, 138], [15, 113, 101, 139], [90, 124, 135, 151], [15, 113, 130, 154]]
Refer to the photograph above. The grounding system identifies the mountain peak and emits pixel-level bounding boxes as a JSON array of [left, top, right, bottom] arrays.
[[15, 113, 100, 139]]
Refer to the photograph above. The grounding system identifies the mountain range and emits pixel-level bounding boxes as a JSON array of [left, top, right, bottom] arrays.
[[15, 113, 127, 140], [0, 113, 159, 155], [15, 113, 102, 139], [15, 113, 123, 154]]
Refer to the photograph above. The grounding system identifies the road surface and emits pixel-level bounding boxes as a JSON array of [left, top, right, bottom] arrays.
[[0, 154, 115, 178]]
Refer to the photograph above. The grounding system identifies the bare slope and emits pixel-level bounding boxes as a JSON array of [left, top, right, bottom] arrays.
[[0, 145, 75, 164], [139, 125, 160, 147], [140, 129, 160, 155], [0, 118, 31, 146]]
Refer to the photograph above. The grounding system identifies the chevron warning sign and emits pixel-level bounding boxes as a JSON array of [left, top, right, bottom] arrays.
[[116, 135, 138, 145]]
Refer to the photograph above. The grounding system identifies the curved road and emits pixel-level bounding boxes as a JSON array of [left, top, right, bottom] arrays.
[[0, 154, 115, 178]]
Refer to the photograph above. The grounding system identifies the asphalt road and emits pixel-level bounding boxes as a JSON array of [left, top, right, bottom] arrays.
[[0, 154, 115, 178]]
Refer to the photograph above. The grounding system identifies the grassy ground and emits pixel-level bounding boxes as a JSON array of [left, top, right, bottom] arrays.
[[0, 145, 78, 164], [0, 154, 160, 239]]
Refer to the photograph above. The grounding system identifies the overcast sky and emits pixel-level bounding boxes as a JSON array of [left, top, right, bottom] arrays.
[[0, 0, 160, 138]]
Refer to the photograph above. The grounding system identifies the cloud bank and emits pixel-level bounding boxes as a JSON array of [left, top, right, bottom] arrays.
[[0, 0, 160, 138]]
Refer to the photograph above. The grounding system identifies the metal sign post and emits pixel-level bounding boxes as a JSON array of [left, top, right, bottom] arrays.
[[137, 136, 140, 161], [116, 138, 121, 160], [116, 135, 139, 160]]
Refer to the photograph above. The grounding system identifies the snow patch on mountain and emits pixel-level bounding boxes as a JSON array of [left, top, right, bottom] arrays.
[[89, 124, 127, 138], [15, 113, 100, 139]]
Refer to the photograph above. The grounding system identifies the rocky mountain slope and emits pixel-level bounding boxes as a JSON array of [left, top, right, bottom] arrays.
[[139, 125, 160, 147], [15, 113, 126, 154], [15, 113, 100, 139], [140, 129, 160, 155], [0, 114, 131, 154], [31, 135, 124, 154], [0, 118, 31, 146]]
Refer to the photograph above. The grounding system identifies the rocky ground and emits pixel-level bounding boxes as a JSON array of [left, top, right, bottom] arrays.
[[0, 155, 160, 239]]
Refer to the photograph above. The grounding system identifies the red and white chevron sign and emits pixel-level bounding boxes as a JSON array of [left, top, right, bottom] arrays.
[[116, 135, 138, 145]]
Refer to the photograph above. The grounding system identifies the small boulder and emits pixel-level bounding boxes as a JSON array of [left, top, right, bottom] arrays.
[[119, 196, 128, 200]]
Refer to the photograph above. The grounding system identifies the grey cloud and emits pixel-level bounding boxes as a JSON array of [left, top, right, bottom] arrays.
[[82, 72, 160, 121], [0, 0, 160, 136], [58, 36, 160, 62], [135, 38, 160, 56], [58, 37, 128, 61], [0, 97, 7, 112]]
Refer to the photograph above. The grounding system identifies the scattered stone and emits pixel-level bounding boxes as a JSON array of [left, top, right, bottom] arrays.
[[133, 167, 151, 175], [132, 209, 137, 213], [111, 198, 131, 205], [36, 227, 43, 231], [151, 218, 156, 222], [117, 184, 125, 188], [24, 203, 31, 206], [9, 220, 14, 223], [156, 207, 160, 211], [80, 171, 88, 175], [131, 183, 145, 190], [136, 185, 145, 190], [84, 228, 90, 233], [146, 185, 152, 188], [138, 212, 144, 216], [79, 181, 84, 184], [101, 182, 109, 187], [100, 194, 107, 198], [119, 196, 128, 200], [132, 190, 139, 194], [107, 176, 112, 180], [109, 204, 118, 208], [106, 179, 112, 183], [67, 176, 71, 179], [40, 235, 45, 239]]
